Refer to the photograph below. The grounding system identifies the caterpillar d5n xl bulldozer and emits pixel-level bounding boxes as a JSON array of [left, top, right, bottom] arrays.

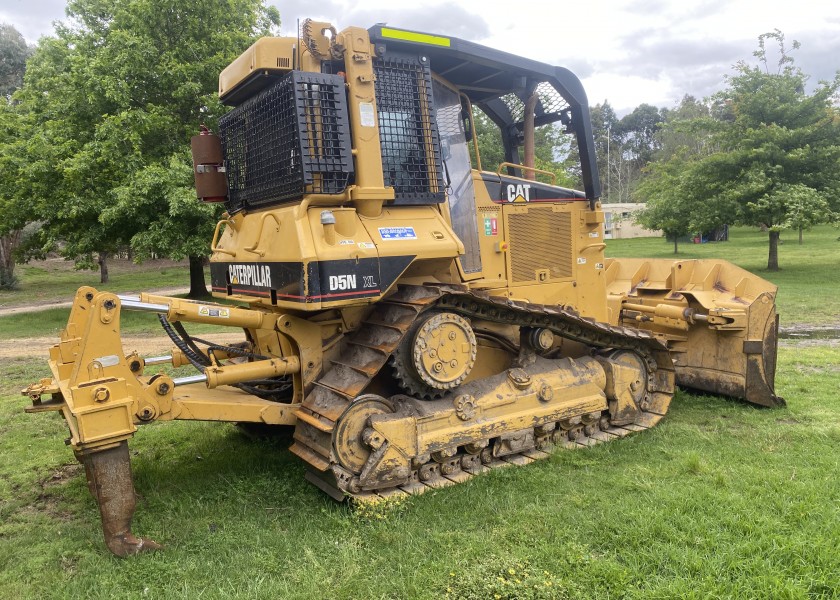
[[23, 20, 783, 556]]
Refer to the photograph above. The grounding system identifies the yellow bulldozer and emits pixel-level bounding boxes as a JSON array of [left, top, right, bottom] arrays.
[[23, 20, 782, 556]]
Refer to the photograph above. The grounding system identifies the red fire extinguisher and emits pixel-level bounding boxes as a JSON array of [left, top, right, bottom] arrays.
[[190, 125, 228, 203]]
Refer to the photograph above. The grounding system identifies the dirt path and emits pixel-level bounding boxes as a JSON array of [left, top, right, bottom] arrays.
[[0, 287, 190, 318]]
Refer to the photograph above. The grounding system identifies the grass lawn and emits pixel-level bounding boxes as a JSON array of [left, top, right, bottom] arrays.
[[0, 225, 837, 598], [0, 304, 228, 339], [0, 258, 229, 338], [1, 347, 837, 599], [0, 258, 192, 309]]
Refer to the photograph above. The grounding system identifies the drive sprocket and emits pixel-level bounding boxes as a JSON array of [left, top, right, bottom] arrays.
[[391, 311, 477, 400]]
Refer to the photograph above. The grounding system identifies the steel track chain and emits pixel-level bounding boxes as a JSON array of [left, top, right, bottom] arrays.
[[291, 284, 676, 500]]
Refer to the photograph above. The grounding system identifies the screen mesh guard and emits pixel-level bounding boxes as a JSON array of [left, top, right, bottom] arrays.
[[220, 71, 354, 212], [373, 53, 445, 204]]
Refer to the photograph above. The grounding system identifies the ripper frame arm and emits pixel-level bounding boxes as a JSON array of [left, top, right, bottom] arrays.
[[22, 287, 313, 556]]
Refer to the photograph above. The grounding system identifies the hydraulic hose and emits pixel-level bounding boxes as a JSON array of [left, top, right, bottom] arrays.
[[157, 314, 208, 371], [156, 315, 292, 401]]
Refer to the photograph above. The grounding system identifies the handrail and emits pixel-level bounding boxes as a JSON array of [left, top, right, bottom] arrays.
[[243, 212, 281, 256], [495, 162, 557, 185], [580, 242, 607, 253], [210, 219, 236, 257]]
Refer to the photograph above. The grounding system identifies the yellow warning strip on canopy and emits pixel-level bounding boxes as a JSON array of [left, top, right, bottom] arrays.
[[380, 27, 451, 47]]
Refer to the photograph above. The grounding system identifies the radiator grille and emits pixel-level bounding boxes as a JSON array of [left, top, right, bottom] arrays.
[[508, 209, 573, 282], [220, 71, 353, 212]]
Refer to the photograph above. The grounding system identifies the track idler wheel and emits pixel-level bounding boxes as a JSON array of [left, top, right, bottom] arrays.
[[77, 441, 161, 557], [597, 350, 650, 426], [333, 394, 395, 475]]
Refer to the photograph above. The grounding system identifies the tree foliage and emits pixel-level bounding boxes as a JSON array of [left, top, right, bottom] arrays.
[[636, 31, 840, 270], [591, 100, 666, 203], [16, 0, 279, 289], [470, 107, 578, 188], [635, 153, 694, 254], [0, 23, 33, 97], [0, 24, 35, 288]]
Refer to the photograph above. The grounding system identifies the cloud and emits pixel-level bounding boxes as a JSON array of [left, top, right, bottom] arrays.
[[579, 33, 743, 105], [0, 0, 67, 42], [274, 1, 489, 41], [554, 57, 595, 80], [673, 0, 730, 20], [612, 34, 745, 78], [5, 0, 837, 115], [793, 35, 840, 86]]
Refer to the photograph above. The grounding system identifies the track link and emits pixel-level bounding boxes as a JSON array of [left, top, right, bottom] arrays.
[[290, 286, 441, 476], [291, 284, 675, 500]]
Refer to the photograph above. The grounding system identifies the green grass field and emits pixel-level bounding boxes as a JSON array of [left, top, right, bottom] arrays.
[[0, 226, 837, 598], [0, 258, 192, 308]]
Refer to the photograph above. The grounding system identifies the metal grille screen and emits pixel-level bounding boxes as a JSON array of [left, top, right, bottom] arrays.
[[508, 209, 573, 282], [220, 71, 353, 212], [373, 54, 445, 204]]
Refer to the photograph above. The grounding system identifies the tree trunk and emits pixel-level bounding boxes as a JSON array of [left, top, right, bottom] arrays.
[[188, 255, 208, 298], [98, 251, 110, 284], [767, 230, 780, 271], [798, 226, 803, 245], [673, 233, 678, 254], [0, 230, 22, 289]]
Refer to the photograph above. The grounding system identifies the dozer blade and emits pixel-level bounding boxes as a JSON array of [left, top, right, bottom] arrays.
[[605, 258, 783, 407]]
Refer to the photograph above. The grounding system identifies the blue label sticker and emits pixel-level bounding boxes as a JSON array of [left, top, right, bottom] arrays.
[[378, 227, 417, 240]]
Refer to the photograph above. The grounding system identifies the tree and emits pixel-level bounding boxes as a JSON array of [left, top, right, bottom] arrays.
[[0, 100, 22, 288], [471, 108, 505, 172], [589, 101, 666, 204], [590, 101, 619, 201], [17, 0, 279, 292], [531, 124, 579, 189], [471, 107, 578, 188], [634, 96, 723, 252], [0, 24, 32, 97], [656, 95, 716, 160], [637, 31, 840, 270], [783, 184, 832, 244], [616, 103, 665, 168], [715, 31, 840, 269], [0, 24, 34, 289], [635, 153, 694, 254]]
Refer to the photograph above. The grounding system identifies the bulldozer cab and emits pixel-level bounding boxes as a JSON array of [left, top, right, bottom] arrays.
[[209, 23, 602, 294], [364, 24, 601, 203]]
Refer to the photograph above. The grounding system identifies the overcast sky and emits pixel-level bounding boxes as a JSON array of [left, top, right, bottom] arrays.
[[3, 0, 839, 115]]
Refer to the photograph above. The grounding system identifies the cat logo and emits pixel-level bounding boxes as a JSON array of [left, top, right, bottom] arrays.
[[506, 183, 531, 203]]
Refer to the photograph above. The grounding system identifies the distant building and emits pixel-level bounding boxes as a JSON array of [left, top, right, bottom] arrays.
[[601, 203, 661, 240]]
